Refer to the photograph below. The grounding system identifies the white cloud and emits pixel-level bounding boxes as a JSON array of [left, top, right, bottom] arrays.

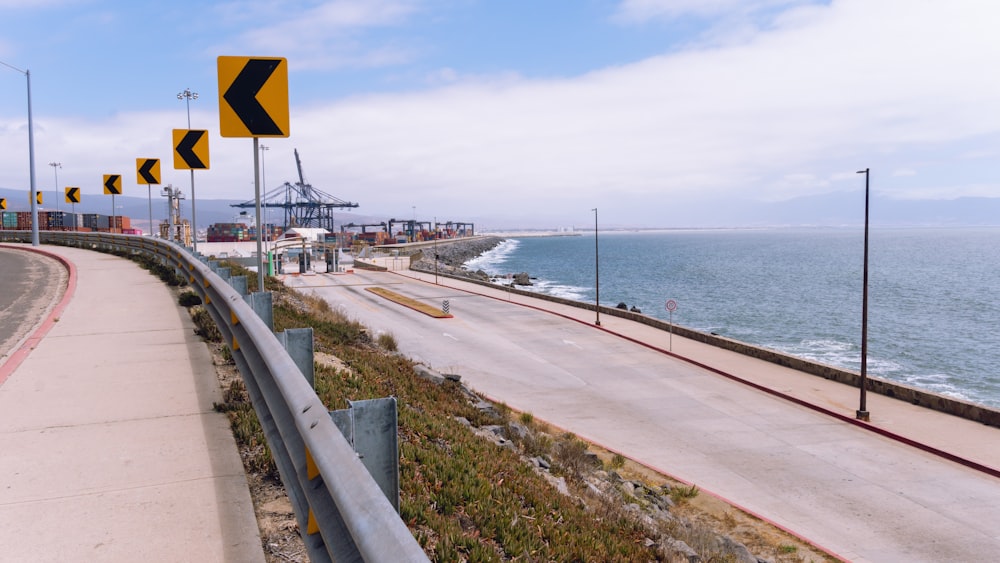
[[615, 0, 805, 20], [3, 0, 999, 228], [213, 0, 422, 70]]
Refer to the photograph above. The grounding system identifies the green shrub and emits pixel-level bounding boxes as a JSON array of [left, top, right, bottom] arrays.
[[670, 484, 700, 504], [178, 290, 202, 307], [376, 332, 399, 352], [190, 306, 222, 342]]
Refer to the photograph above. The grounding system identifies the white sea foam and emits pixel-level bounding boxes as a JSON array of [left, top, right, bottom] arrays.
[[531, 279, 590, 301], [464, 239, 519, 273]]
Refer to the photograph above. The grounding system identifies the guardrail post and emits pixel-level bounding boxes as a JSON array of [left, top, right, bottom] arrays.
[[329, 398, 400, 512], [230, 275, 249, 297], [276, 327, 314, 388], [243, 291, 274, 331], [217, 267, 231, 282]]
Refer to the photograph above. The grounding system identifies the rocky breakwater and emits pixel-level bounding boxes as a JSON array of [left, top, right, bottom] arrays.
[[409, 236, 505, 282]]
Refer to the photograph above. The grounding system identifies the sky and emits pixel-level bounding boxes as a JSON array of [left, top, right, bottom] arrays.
[[1, 0, 999, 229]]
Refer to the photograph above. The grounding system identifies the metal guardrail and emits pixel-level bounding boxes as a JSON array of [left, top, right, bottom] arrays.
[[1, 231, 428, 563]]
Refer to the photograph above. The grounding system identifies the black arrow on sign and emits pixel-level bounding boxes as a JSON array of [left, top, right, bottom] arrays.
[[66, 188, 80, 203], [138, 159, 158, 184], [105, 175, 121, 194], [223, 59, 283, 136], [176, 130, 206, 169]]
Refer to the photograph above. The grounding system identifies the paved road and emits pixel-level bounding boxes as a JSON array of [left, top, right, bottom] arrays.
[[285, 268, 1000, 563], [0, 246, 67, 362]]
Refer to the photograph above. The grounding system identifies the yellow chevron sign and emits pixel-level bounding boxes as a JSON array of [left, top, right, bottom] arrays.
[[217, 56, 289, 138], [173, 129, 210, 170], [136, 158, 161, 185], [0, 197, 6, 210], [65, 187, 81, 204], [103, 174, 122, 195]]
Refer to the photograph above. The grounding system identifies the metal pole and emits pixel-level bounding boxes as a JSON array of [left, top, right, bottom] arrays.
[[260, 144, 269, 259], [593, 207, 600, 326], [190, 168, 197, 251], [178, 88, 198, 251], [434, 216, 438, 284], [26, 69, 39, 246], [254, 137, 264, 292], [147, 185, 153, 237], [857, 168, 871, 421], [49, 162, 60, 212]]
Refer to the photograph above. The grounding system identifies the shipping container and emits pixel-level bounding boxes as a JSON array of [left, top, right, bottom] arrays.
[[82, 214, 103, 229], [2, 211, 17, 229]]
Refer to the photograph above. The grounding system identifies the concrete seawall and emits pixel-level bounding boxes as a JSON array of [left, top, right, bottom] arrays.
[[408, 260, 1000, 430]]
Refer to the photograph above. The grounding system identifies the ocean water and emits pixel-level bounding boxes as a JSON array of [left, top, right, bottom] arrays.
[[466, 228, 1000, 409]]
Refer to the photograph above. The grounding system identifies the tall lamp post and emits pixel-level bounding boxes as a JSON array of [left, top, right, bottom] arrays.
[[2, 60, 39, 246], [856, 168, 871, 421], [177, 87, 198, 251], [593, 207, 600, 326], [49, 162, 61, 212]]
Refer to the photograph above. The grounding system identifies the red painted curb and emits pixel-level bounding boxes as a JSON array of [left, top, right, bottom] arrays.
[[0, 245, 77, 387]]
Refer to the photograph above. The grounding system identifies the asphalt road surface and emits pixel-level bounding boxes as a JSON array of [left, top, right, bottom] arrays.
[[286, 269, 1000, 562], [0, 246, 68, 361]]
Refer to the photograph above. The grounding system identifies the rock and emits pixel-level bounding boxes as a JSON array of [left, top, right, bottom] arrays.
[[616, 302, 628, 310], [513, 272, 531, 285], [630, 306, 642, 313], [713, 535, 757, 563], [663, 538, 700, 562], [546, 474, 569, 495], [530, 456, 551, 470], [454, 416, 471, 427], [506, 421, 529, 440]]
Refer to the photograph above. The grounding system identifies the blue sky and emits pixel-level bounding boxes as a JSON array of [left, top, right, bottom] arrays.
[[2, 0, 998, 228]]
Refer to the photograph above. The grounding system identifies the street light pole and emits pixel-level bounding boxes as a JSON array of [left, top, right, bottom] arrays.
[[593, 207, 600, 326], [2, 60, 39, 246], [856, 168, 871, 422], [49, 162, 61, 212], [177, 87, 198, 251]]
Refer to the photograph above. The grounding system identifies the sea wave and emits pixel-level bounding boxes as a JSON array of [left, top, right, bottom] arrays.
[[464, 239, 519, 272]]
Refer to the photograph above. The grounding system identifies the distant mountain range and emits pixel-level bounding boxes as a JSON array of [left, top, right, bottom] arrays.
[[2, 186, 998, 229]]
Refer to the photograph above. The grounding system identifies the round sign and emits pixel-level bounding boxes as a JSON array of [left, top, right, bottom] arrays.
[[665, 299, 677, 312]]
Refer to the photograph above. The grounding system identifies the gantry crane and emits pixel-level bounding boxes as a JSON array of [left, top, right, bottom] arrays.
[[231, 149, 358, 231]]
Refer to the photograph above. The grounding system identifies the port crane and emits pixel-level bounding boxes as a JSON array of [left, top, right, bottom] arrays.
[[231, 149, 358, 231]]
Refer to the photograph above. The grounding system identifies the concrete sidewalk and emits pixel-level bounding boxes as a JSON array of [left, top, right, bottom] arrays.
[[0, 244, 264, 562]]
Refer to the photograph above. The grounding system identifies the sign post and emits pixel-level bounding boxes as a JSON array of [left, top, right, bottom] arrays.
[[65, 187, 80, 218], [136, 158, 161, 237], [665, 299, 678, 351], [103, 174, 122, 232], [217, 55, 290, 292], [172, 130, 210, 248]]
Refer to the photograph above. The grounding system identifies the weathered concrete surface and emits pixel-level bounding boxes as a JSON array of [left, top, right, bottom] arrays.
[[0, 246, 67, 365], [0, 244, 264, 562], [285, 266, 1000, 563]]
